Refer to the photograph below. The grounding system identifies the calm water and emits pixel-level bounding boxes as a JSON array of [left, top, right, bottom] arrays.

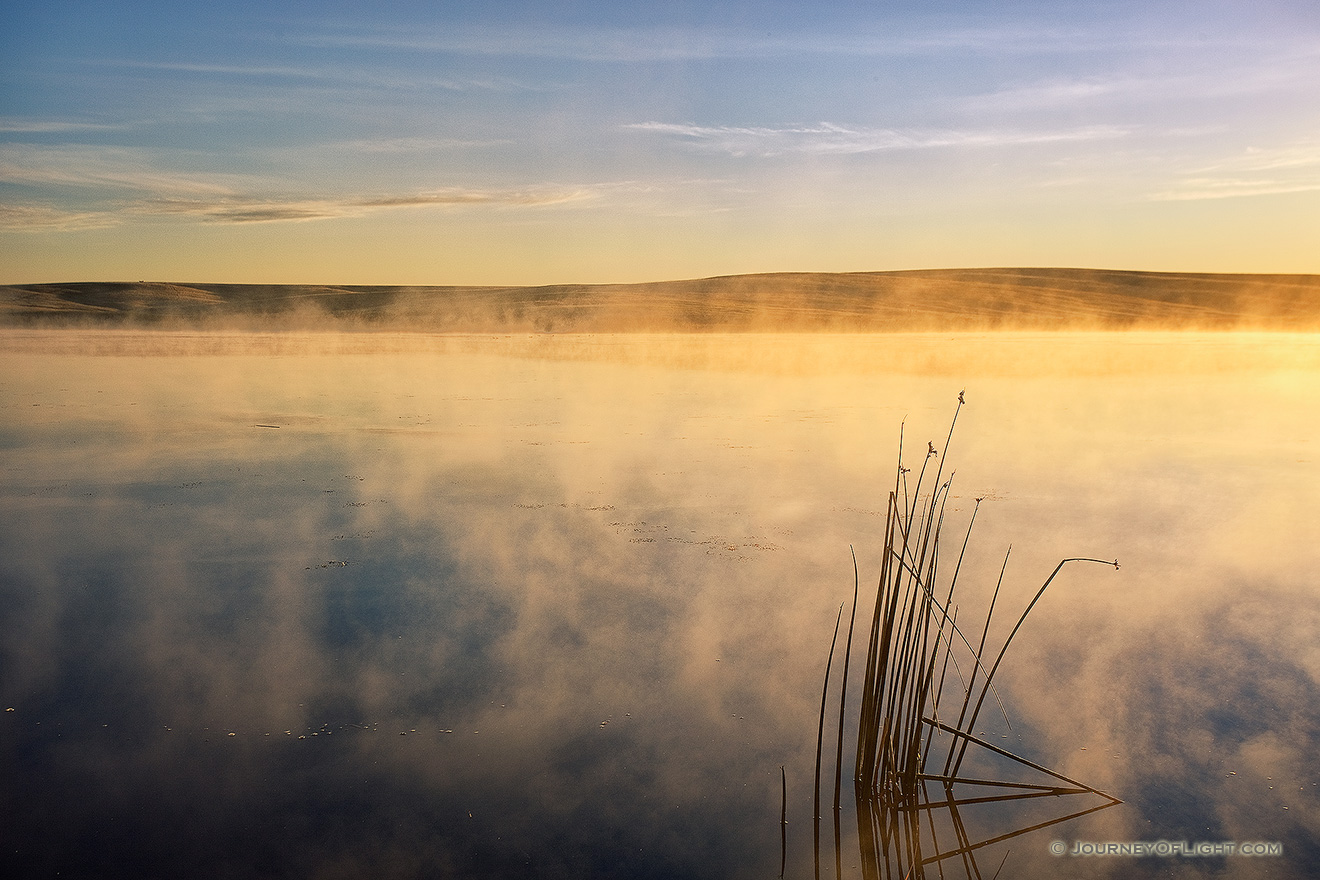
[[2, 330, 1318, 879]]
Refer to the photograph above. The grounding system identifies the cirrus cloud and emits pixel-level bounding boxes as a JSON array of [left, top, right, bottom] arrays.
[[143, 187, 597, 224], [624, 121, 1130, 157], [1149, 140, 1320, 202], [0, 143, 600, 229]]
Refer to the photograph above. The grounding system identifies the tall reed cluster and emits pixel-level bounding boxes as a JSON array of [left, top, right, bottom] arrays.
[[812, 395, 1120, 880]]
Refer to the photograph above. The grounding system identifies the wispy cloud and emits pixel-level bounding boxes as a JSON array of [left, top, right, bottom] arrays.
[[625, 121, 1130, 157], [0, 119, 125, 133], [295, 22, 1116, 63], [1150, 141, 1320, 201], [95, 60, 332, 79], [326, 135, 515, 154], [84, 58, 545, 93], [963, 76, 1149, 112], [144, 187, 596, 223], [0, 187, 597, 230], [0, 143, 599, 228], [1150, 179, 1320, 201], [0, 144, 243, 195], [1206, 142, 1320, 174], [0, 203, 118, 231], [299, 23, 746, 62], [964, 48, 1320, 115]]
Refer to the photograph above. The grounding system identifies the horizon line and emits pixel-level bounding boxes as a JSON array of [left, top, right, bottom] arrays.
[[7, 266, 1320, 289]]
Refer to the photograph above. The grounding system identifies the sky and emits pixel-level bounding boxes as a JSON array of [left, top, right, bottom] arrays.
[[1, 0, 1318, 284]]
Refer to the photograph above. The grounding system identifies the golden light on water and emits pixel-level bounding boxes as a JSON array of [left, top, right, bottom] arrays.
[[3, 328, 1318, 876]]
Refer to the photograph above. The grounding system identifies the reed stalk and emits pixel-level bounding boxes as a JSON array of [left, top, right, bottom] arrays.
[[811, 394, 1121, 879]]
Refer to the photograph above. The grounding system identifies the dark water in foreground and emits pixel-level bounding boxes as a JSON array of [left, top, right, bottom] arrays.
[[2, 331, 1318, 879]]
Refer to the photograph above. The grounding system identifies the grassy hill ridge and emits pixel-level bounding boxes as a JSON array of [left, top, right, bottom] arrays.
[[4, 268, 1319, 331]]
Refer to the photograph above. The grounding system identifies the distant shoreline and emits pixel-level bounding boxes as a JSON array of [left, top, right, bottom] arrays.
[[5, 268, 1320, 332]]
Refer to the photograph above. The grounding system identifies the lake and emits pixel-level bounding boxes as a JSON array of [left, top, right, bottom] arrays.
[[2, 329, 1317, 879]]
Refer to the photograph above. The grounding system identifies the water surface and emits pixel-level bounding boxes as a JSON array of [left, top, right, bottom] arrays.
[[2, 330, 1317, 878]]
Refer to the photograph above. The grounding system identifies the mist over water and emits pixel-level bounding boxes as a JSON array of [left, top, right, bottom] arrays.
[[2, 330, 1317, 878]]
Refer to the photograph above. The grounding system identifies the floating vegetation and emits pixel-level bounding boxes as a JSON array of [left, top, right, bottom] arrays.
[[813, 394, 1121, 879], [305, 559, 352, 570]]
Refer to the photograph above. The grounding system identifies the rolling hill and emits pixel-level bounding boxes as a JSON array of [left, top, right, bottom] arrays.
[[3, 269, 1319, 331]]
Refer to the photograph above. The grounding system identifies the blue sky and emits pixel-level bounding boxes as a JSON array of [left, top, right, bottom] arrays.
[[2, 1, 1317, 283]]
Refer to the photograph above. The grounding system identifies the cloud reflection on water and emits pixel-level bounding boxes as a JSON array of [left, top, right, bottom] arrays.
[[1, 331, 1317, 878]]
